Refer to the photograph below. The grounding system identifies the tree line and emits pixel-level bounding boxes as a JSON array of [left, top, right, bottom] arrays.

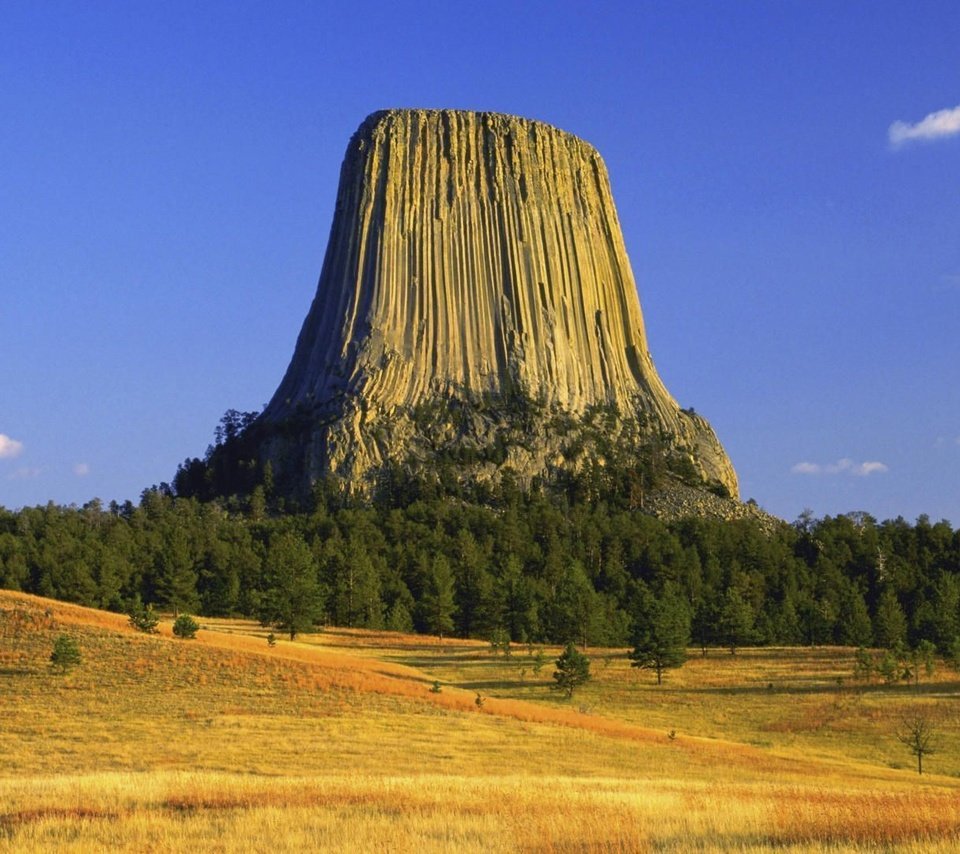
[[2, 482, 959, 655]]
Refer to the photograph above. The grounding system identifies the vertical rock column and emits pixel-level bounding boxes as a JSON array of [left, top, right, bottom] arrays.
[[261, 109, 738, 499]]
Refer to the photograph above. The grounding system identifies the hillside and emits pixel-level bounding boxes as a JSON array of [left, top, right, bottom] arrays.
[[3, 589, 960, 851]]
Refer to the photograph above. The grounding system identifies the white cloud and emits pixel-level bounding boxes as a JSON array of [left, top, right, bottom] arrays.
[[0, 434, 24, 459], [791, 458, 888, 477], [889, 104, 960, 146], [73, 462, 90, 477]]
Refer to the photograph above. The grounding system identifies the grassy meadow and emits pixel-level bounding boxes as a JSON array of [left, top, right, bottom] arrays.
[[3, 589, 960, 852]]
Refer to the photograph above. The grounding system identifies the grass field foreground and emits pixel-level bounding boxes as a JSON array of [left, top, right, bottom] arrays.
[[3, 590, 960, 852]]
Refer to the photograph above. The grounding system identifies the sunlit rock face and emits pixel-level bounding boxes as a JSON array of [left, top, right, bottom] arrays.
[[259, 109, 738, 499]]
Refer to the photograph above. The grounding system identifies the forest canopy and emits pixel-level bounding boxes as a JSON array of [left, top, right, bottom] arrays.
[[2, 480, 957, 652]]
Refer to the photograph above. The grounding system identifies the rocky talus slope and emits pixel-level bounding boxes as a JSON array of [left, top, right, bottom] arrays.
[[258, 109, 738, 500]]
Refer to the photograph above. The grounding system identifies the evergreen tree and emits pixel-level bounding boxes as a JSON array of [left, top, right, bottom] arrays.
[[50, 634, 82, 673], [547, 561, 598, 648], [260, 531, 322, 639], [836, 583, 873, 647], [797, 593, 837, 646], [628, 584, 690, 684], [452, 529, 493, 638], [172, 613, 200, 639], [552, 641, 590, 698], [128, 598, 160, 633], [874, 588, 907, 649], [909, 639, 937, 687], [326, 535, 383, 628], [422, 554, 456, 641], [929, 574, 960, 651], [153, 521, 199, 613], [719, 585, 756, 654], [691, 595, 718, 656], [385, 599, 415, 633], [493, 556, 537, 641]]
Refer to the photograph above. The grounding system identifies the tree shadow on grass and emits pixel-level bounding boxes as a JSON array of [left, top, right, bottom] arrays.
[[458, 678, 546, 692], [677, 678, 960, 697]]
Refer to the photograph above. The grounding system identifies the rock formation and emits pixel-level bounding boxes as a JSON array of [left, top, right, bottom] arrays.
[[257, 109, 738, 500]]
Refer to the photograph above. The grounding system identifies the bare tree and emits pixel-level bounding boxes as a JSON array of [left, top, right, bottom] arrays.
[[897, 715, 938, 775]]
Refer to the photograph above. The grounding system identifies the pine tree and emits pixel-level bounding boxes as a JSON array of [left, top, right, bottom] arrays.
[[50, 634, 81, 673], [547, 561, 598, 648], [422, 554, 456, 642], [836, 584, 873, 647], [327, 536, 383, 628], [128, 598, 160, 633], [154, 523, 199, 614], [874, 588, 907, 649], [494, 556, 536, 642], [552, 642, 590, 698], [628, 584, 690, 684], [719, 586, 756, 654], [260, 531, 322, 639], [452, 529, 492, 638], [172, 613, 200, 639]]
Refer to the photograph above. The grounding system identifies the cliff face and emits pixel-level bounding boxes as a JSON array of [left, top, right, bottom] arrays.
[[259, 109, 737, 499]]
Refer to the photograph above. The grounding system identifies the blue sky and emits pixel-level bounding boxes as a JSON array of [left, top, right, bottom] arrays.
[[2, 1, 958, 525]]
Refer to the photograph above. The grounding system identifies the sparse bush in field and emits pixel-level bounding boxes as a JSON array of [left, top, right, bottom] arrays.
[[853, 646, 874, 682], [50, 634, 81, 673], [531, 648, 546, 675], [430, 680, 442, 693], [877, 643, 920, 686], [897, 714, 938, 775], [910, 640, 936, 687], [489, 628, 511, 656], [172, 614, 199, 639], [878, 650, 900, 684], [128, 600, 160, 634], [267, 632, 277, 647], [947, 637, 960, 672]]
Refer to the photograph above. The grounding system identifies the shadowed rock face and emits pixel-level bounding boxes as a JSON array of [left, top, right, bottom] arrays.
[[260, 109, 737, 499]]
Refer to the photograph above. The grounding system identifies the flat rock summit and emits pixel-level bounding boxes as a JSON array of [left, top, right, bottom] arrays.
[[257, 109, 738, 501]]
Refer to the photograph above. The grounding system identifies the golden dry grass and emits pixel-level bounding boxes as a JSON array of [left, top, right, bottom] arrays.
[[2, 589, 959, 852]]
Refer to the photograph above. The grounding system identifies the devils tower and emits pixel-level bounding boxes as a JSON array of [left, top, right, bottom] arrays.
[[255, 109, 738, 501]]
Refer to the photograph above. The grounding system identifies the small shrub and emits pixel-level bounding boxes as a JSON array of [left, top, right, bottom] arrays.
[[878, 650, 901, 684], [128, 602, 159, 634], [853, 646, 874, 682], [430, 680, 442, 694], [531, 648, 546, 675], [267, 632, 277, 647], [50, 634, 81, 673], [489, 628, 511, 657], [172, 614, 199, 639]]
